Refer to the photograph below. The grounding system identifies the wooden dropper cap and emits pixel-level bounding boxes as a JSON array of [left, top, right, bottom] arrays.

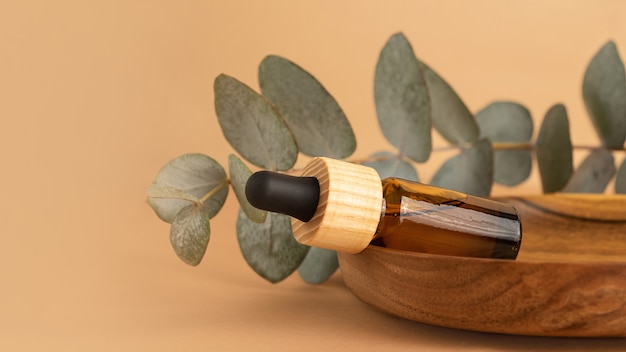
[[291, 157, 383, 253]]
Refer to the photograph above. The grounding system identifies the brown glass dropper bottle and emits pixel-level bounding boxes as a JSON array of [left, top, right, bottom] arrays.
[[245, 157, 522, 259]]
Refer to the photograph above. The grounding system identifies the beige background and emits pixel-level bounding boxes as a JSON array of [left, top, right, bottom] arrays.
[[1, 0, 626, 350]]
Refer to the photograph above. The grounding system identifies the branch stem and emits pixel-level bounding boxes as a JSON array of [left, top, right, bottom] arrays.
[[284, 143, 626, 175], [491, 142, 534, 151], [199, 179, 230, 203]]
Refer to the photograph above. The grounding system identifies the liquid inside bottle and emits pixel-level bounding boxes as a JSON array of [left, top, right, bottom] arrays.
[[371, 178, 521, 259]]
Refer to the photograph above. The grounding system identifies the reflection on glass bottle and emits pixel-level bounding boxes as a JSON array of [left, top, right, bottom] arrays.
[[372, 178, 521, 259]]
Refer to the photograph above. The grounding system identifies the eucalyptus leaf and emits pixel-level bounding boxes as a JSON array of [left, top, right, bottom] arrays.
[[615, 159, 626, 194], [374, 32, 431, 163], [236, 210, 309, 283], [536, 104, 574, 193], [430, 139, 493, 197], [214, 74, 298, 171], [363, 151, 419, 182], [476, 101, 533, 186], [228, 154, 267, 223], [297, 247, 338, 284], [170, 204, 211, 266], [563, 149, 615, 193], [147, 153, 229, 223], [490, 150, 531, 187], [259, 56, 356, 159], [423, 63, 479, 145], [582, 41, 626, 149]]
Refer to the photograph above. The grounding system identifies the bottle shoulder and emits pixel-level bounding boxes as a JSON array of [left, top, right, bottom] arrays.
[[381, 177, 518, 219], [381, 178, 468, 205]]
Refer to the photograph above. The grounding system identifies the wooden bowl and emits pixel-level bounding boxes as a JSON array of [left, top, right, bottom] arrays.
[[337, 194, 626, 337]]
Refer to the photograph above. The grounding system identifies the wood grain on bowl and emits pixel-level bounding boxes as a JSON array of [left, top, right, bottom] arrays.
[[338, 194, 626, 337]]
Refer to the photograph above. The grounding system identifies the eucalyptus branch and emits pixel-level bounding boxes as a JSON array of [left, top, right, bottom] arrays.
[[146, 33, 626, 283]]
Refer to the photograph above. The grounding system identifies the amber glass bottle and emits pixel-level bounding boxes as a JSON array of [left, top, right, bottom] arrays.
[[246, 157, 522, 259], [372, 178, 520, 259]]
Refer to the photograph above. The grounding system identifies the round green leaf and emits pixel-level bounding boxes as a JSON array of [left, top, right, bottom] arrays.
[[563, 149, 615, 193], [236, 210, 309, 283], [582, 41, 626, 149], [297, 247, 338, 284], [363, 151, 419, 182], [430, 139, 493, 197], [491, 150, 532, 187], [615, 158, 626, 194], [423, 63, 479, 145], [170, 204, 211, 266], [476, 101, 533, 186], [214, 74, 298, 171], [374, 32, 431, 163], [476, 101, 533, 142], [228, 154, 267, 223], [259, 56, 356, 159], [536, 104, 574, 193], [147, 153, 229, 223]]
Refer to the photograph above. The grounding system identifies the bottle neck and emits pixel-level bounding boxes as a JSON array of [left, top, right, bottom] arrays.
[[373, 196, 387, 240]]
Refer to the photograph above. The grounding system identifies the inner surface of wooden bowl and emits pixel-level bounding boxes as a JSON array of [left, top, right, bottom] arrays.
[[337, 194, 626, 337]]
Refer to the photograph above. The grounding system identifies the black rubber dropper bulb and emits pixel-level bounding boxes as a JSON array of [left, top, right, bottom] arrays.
[[245, 171, 321, 222]]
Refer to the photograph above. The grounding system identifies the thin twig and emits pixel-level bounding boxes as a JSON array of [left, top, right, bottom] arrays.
[[491, 142, 534, 151], [199, 179, 230, 203]]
